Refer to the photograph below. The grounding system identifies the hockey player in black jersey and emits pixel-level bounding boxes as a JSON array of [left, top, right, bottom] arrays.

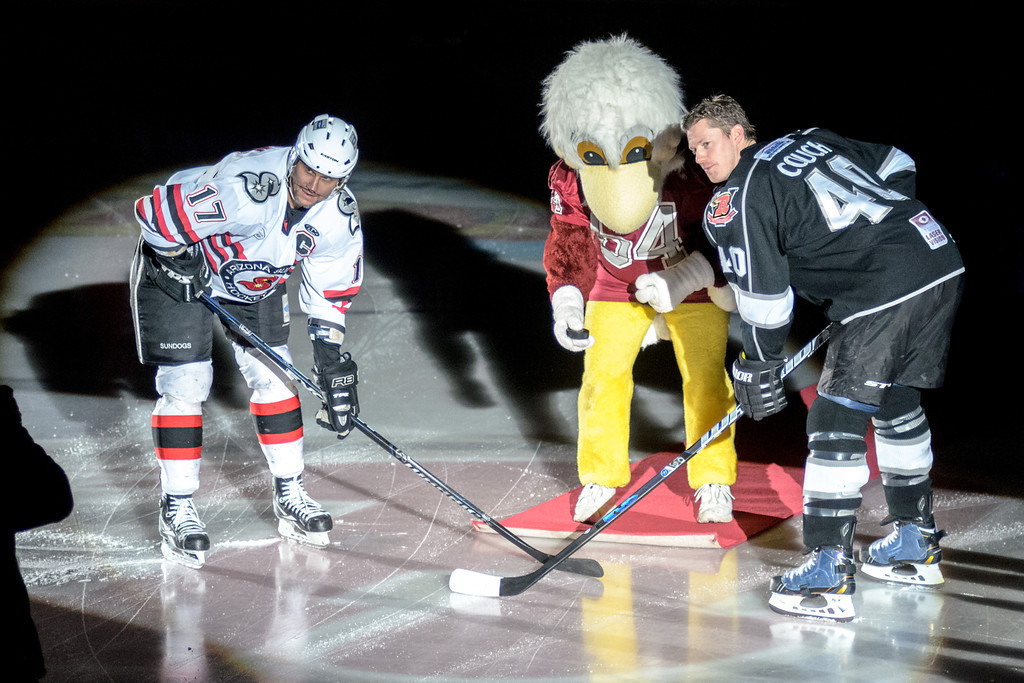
[[683, 95, 964, 621]]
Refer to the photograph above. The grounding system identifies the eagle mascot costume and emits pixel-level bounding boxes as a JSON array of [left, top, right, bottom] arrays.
[[539, 35, 740, 523]]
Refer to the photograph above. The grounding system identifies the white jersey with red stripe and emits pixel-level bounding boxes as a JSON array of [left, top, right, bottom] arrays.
[[134, 146, 362, 327]]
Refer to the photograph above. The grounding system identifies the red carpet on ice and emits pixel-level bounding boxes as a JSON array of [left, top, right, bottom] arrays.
[[474, 387, 879, 548]]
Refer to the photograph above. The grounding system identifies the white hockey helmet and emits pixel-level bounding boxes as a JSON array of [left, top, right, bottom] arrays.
[[289, 114, 359, 181]]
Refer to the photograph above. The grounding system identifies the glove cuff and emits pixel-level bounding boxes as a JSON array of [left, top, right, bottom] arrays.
[[551, 285, 584, 317], [664, 251, 715, 291]]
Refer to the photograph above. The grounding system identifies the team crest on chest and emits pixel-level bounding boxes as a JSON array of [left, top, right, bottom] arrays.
[[219, 260, 292, 302], [707, 188, 739, 227]]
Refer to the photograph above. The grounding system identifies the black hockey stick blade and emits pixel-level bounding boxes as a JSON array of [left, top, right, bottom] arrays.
[[448, 324, 835, 597], [197, 292, 603, 579]]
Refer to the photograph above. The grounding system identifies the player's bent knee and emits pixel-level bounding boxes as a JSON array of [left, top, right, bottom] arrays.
[[804, 396, 872, 496], [155, 361, 213, 405]]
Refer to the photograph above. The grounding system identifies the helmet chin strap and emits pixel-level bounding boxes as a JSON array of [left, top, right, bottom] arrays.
[[286, 171, 341, 209], [285, 172, 308, 210]]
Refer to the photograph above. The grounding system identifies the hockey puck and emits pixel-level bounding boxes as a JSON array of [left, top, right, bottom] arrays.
[[566, 327, 590, 340]]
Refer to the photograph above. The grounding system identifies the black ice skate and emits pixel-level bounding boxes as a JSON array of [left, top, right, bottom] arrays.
[[159, 494, 210, 569], [273, 474, 333, 547], [861, 519, 946, 586], [768, 546, 857, 622]]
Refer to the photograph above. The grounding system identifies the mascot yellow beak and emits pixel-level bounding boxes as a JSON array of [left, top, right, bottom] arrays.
[[578, 160, 661, 235], [573, 135, 672, 235]]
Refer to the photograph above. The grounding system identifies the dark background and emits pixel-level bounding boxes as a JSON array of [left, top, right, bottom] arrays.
[[7, 1, 1018, 485]]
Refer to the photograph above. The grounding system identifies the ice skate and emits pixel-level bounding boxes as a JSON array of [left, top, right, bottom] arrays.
[[768, 546, 857, 622], [861, 520, 946, 586], [159, 494, 210, 569], [273, 474, 333, 547], [694, 483, 734, 523], [573, 483, 617, 523]]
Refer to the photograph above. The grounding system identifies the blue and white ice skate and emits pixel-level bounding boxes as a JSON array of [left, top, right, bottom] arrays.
[[769, 546, 857, 622], [861, 520, 945, 586]]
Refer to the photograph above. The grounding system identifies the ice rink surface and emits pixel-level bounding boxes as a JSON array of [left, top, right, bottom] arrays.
[[3, 166, 1022, 682]]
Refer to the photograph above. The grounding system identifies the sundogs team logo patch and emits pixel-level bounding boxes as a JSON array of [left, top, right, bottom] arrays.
[[238, 171, 281, 203], [220, 260, 292, 302], [706, 188, 739, 227], [337, 191, 361, 235]]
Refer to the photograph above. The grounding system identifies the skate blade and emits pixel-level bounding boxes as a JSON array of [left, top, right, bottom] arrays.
[[861, 560, 944, 586], [161, 542, 205, 569], [768, 592, 855, 622], [277, 519, 330, 547]]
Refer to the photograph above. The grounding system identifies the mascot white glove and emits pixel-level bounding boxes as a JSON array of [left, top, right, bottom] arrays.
[[551, 285, 594, 352], [634, 251, 715, 314]]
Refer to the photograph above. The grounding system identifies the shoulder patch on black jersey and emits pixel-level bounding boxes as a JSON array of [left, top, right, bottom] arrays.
[[910, 210, 949, 250], [754, 135, 796, 161], [238, 171, 281, 203]]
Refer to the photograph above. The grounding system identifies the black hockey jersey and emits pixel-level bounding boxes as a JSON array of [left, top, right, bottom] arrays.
[[702, 128, 963, 359]]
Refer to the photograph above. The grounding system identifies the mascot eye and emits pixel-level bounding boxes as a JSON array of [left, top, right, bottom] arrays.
[[577, 141, 607, 166], [620, 136, 653, 164]]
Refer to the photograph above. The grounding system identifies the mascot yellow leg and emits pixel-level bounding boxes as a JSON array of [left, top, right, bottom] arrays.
[[663, 302, 738, 490], [577, 300, 655, 488]]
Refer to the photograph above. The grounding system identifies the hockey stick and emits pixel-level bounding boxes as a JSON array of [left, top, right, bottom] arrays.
[[197, 292, 603, 578], [449, 323, 836, 597]]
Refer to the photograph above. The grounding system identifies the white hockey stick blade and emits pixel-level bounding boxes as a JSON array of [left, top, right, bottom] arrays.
[[449, 568, 503, 597]]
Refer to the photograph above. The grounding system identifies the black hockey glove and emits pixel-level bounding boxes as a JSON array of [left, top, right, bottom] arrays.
[[149, 245, 212, 303], [314, 352, 359, 439], [731, 354, 787, 421]]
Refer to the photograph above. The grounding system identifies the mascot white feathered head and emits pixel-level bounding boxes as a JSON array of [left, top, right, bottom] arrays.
[[540, 34, 686, 235]]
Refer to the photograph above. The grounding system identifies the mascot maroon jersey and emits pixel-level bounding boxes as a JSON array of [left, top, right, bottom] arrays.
[[544, 158, 722, 303]]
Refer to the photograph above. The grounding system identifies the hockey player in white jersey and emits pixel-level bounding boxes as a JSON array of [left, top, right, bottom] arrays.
[[130, 114, 363, 567]]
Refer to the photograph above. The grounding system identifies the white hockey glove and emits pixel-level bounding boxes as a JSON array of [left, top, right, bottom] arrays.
[[551, 285, 594, 352], [634, 251, 715, 314]]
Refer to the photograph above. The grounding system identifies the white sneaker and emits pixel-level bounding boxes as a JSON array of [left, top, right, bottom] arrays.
[[695, 483, 734, 523], [573, 483, 617, 522]]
